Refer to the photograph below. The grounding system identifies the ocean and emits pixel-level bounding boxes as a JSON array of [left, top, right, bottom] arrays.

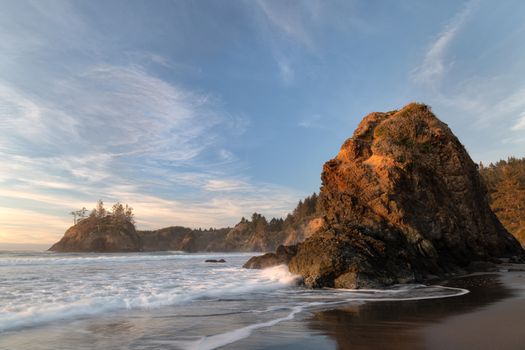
[[0, 251, 470, 349]]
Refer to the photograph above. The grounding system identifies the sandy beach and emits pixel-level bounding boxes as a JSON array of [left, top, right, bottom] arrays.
[[303, 268, 525, 350]]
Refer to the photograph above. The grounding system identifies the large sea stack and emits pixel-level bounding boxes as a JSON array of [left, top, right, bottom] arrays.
[[244, 103, 524, 288]]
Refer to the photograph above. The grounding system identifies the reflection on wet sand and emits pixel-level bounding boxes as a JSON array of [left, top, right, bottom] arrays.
[[308, 274, 513, 350]]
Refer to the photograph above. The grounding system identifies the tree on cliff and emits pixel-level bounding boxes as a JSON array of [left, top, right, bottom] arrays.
[[70, 207, 88, 224], [91, 200, 107, 218], [70, 200, 137, 230], [111, 202, 135, 225], [251, 212, 268, 234]]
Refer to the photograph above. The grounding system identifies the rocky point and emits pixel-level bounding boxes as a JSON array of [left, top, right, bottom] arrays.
[[244, 103, 524, 288]]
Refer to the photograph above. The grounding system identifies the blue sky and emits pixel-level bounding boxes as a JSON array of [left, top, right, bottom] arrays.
[[1, 0, 525, 246]]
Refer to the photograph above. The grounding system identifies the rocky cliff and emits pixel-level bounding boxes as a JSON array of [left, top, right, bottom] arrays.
[[245, 103, 524, 288]]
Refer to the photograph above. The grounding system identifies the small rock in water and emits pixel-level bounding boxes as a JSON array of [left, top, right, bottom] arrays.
[[205, 259, 226, 263]]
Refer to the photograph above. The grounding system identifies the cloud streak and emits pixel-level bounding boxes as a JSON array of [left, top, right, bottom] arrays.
[[511, 112, 525, 131], [253, 0, 324, 85], [411, 1, 478, 86], [255, 0, 319, 49]]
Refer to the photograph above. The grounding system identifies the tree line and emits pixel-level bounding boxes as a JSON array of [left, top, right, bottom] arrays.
[[480, 156, 525, 245], [70, 200, 134, 225], [238, 192, 322, 233]]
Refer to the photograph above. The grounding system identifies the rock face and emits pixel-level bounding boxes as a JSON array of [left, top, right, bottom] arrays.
[[247, 103, 524, 288], [243, 245, 298, 269], [49, 216, 141, 252]]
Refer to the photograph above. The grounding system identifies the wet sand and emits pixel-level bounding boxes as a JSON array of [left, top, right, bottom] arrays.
[[305, 268, 525, 350]]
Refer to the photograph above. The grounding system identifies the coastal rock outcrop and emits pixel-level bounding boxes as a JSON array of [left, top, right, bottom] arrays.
[[243, 245, 298, 269], [246, 103, 524, 288], [48, 216, 141, 252]]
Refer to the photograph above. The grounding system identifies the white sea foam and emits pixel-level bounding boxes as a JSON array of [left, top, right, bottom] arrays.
[[0, 253, 293, 332], [0, 251, 253, 266], [259, 264, 301, 285], [0, 251, 469, 339], [174, 284, 469, 350], [178, 305, 305, 350]]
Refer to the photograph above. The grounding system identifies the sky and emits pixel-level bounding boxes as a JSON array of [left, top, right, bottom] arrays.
[[1, 0, 525, 247]]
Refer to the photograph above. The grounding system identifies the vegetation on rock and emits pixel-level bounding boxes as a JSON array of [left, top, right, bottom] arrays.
[[480, 157, 525, 246], [50, 201, 138, 252]]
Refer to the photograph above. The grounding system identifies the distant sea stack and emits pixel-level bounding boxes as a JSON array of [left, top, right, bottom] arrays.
[[49, 216, 141, 252], [245, 103, 524, 288]]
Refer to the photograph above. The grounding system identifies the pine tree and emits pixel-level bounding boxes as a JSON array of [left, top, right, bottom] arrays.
[[92, 200, 106, 218], [124, 204, 135, 224]]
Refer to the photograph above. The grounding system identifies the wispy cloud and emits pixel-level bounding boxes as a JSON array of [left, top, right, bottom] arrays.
[[511, 112, 525, 131], [255, 0, 319, 50], [411, 0, 478, 86], [253, 0, 323, 85], [297, 114, 328, 130], [277, 57, 295, 85], [203, 179, 249, 192], [435, 81, 525, 128]]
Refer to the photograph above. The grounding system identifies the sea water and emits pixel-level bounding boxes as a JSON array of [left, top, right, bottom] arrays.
[[0, 251, 468, 349]]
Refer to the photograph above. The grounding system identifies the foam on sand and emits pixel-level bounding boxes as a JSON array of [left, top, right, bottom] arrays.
[[172, 284, 469, 350], [178, 305, 305, 350]]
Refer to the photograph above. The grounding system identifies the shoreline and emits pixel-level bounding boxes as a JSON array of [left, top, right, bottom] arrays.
[[301, 268, 525, 350], [1, 251, 523, 350]]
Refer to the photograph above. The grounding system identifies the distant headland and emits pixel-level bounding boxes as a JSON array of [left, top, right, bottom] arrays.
[[49, 195, 323, 253]]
